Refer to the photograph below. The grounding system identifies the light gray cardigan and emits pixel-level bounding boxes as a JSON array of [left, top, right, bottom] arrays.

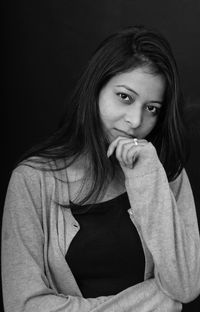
[[1, 157, 200, 312]]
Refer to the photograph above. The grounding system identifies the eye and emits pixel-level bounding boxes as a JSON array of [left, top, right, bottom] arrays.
[[117, 92, 132, 104], [145, 105, 160, 115]]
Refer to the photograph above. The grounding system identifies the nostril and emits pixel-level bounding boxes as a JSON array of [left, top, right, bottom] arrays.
[[125, 110, 142, 128], [125, 118, 142, 129]]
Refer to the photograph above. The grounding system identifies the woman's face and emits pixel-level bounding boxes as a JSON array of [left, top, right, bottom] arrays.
[[99, 66, 166, 142]]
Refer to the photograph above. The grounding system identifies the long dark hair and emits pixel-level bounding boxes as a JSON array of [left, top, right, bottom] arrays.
[[18, 25, 189, 205]]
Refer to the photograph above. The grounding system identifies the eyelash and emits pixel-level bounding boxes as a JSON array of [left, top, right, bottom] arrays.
[[145, 105, 160, 115], [117, 92, 161, 115], [117, 92, 132, 103]]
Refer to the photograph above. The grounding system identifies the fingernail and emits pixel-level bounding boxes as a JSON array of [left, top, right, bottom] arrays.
[[107, 150, 111, 158]]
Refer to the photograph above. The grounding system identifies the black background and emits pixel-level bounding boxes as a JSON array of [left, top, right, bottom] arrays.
[[2, 0, 200, 311]]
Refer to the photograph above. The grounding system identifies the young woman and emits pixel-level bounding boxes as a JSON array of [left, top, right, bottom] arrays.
[[2, 26, 200, 312]]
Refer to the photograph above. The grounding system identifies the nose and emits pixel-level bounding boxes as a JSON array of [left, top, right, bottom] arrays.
[[124, 104, 143, 129]]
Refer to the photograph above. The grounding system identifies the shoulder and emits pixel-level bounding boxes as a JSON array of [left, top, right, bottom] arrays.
[[8, 157, 61, 203], [169, 168, 193, 201], [169, 168, 190, 188], [11, 155, 86, 198], [12, 157, 53, 184], [14, 156, 73, 179], [5, 157, 70, 215]]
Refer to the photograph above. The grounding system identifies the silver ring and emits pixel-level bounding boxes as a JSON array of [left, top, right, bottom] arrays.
[[133, 138, 138, 145]]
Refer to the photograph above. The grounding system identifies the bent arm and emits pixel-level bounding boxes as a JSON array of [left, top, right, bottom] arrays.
[[1, 166, 181, 312], [126, 165, 200, 303]]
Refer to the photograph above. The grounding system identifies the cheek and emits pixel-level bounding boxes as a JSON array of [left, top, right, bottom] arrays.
[[99, 101, 119, 125], [150, 118, 158, 129], [99, 106, 111, 126], [99, 104, 110, 118], [99, 94, 110, 120], [143, 117, 158, 134]]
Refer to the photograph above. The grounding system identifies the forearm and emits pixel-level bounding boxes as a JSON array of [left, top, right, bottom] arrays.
[[126, 167, 200, 302], [2, 277, 181, 312]]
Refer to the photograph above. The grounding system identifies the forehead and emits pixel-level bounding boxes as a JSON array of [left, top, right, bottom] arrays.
[[107, 67, 166, 98]]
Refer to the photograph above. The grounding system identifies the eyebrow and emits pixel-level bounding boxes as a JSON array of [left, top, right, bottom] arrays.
[[115, 84, 163, 105]]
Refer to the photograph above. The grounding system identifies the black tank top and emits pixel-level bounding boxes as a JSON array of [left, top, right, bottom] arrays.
[[66, 192, 145, 298]]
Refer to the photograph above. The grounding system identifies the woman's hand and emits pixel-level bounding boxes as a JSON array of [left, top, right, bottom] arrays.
[[107, 136, 160, 178]]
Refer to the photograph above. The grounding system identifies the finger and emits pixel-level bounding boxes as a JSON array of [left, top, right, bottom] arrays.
[[115, 139, 142, 167], [136, 139, 148, 144], [107, 136, 132, 157], [121, 142, 137, 165], [114, 138, 147, 162], [115, 140, 132, 162], [107, 136, 148, 158], [126, 146, 140, 166]]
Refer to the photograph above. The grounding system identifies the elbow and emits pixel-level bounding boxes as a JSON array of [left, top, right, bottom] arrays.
[[156, 269, 200, 304], [181, 259, 200, 303], [177, 290, 200, 304], [179, 278, 200, 303], [170, 273, 200, 304], [161, 283, 200, 304]]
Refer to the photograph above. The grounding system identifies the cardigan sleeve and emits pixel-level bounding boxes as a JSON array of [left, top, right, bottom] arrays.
[[125, 165, 200, 303], [1, 165, 182, 312]]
